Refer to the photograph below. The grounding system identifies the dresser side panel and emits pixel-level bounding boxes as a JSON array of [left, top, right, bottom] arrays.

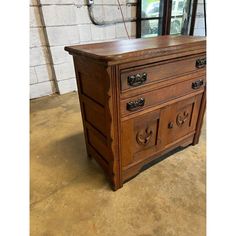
[[73, 55, 121, 189]]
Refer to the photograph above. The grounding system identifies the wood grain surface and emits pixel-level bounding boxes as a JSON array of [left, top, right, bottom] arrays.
[[65, 36, 206, 190]]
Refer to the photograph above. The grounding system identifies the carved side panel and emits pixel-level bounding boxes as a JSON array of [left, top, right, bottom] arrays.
[[73, 55, 121, 190]]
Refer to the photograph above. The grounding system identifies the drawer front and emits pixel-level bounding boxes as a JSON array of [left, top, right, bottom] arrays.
[[120, 54, 206, 91], [121, 76, 205, 117], [121, 94, 203, 169]]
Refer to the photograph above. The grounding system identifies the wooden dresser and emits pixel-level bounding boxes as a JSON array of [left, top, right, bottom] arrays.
[[65, 36, 206, 190]]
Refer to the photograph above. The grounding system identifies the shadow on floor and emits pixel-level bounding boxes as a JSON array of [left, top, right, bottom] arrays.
[[50, 132, 108, 189]]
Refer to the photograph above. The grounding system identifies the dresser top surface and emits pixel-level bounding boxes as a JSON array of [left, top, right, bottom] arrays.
[[65, 36, 206, 62]]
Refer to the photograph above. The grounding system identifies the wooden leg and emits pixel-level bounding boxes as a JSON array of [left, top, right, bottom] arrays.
[[110, 171, 123, 191], [111, 180, 123, 191]]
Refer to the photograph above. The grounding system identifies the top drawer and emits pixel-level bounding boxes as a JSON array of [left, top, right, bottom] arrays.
[[120, 54, 206, 91]]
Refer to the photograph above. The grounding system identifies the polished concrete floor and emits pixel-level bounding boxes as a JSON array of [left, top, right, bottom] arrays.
[[30, 92, 206, 236]]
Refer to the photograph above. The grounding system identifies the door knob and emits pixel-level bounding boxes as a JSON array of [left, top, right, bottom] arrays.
[[168, 122, 174, 129]]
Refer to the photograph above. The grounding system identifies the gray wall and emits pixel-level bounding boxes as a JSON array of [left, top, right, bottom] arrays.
[[30, 0, 57, 98], [30, 0, 136, 99], [30, 0, 206, 99]]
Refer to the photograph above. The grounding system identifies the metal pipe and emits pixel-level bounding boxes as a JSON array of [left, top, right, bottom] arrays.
[[87, 4, 136, 26]]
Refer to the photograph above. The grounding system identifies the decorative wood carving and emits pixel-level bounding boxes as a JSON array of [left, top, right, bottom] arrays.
[[176, 111, 189, 127], [136, 128, 153, 145]]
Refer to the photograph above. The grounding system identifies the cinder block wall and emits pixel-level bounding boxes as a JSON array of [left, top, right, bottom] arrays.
[[30, 0, 205, 99], [30, 0, 136, 99], [30, 0, 57, 99]]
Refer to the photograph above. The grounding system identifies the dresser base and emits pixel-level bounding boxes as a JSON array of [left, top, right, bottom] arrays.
[[124, 146, 188, 185], [87, 133, 200, 191]]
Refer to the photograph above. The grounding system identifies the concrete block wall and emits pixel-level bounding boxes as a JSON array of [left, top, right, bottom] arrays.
[[30, 0, 57, 99], [30, 0, 205, 99], [30, 0, 136, 98], [43, 0, 136, 94]]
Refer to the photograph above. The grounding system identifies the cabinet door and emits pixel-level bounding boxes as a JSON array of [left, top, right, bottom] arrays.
[[159, 94, 203, 149], [121, 109, 162, 167]]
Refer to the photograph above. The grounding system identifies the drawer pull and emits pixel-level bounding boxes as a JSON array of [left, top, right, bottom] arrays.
[[196, 58, 206, 68], [192, 80, 204, 90], [127, 98, 145, 111], [127, 72, 147, 87]]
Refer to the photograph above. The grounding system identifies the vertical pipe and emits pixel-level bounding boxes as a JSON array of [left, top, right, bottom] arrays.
[[36, 0, 59, 93]]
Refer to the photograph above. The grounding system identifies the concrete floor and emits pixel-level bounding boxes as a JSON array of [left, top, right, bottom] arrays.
[[30, 92, 206, 236]]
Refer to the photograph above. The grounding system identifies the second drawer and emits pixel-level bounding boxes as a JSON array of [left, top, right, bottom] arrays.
[[120, 76, 205, 117]]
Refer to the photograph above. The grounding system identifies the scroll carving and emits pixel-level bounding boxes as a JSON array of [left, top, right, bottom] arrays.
[[136, 128, 153, 145], [176, 111, 189, 127]]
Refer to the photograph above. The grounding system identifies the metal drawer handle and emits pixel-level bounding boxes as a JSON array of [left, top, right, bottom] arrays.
[[192, 80, 204, 90], [127, 72, 147, 87], [127, 98, 145, 111], [196, 58, 206, 69]]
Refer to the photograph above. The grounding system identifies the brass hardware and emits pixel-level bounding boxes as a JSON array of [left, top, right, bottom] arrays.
[[168, 122, 174, 129], [196, 58, 206, 68], [192, 80, 204, 89], [127, 98, 145, 111], [128, 72, 147, 87]]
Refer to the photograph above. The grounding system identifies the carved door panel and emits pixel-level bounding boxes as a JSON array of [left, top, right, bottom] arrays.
[[121, 109, 161, 167], [159, 94, 203, 149]]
